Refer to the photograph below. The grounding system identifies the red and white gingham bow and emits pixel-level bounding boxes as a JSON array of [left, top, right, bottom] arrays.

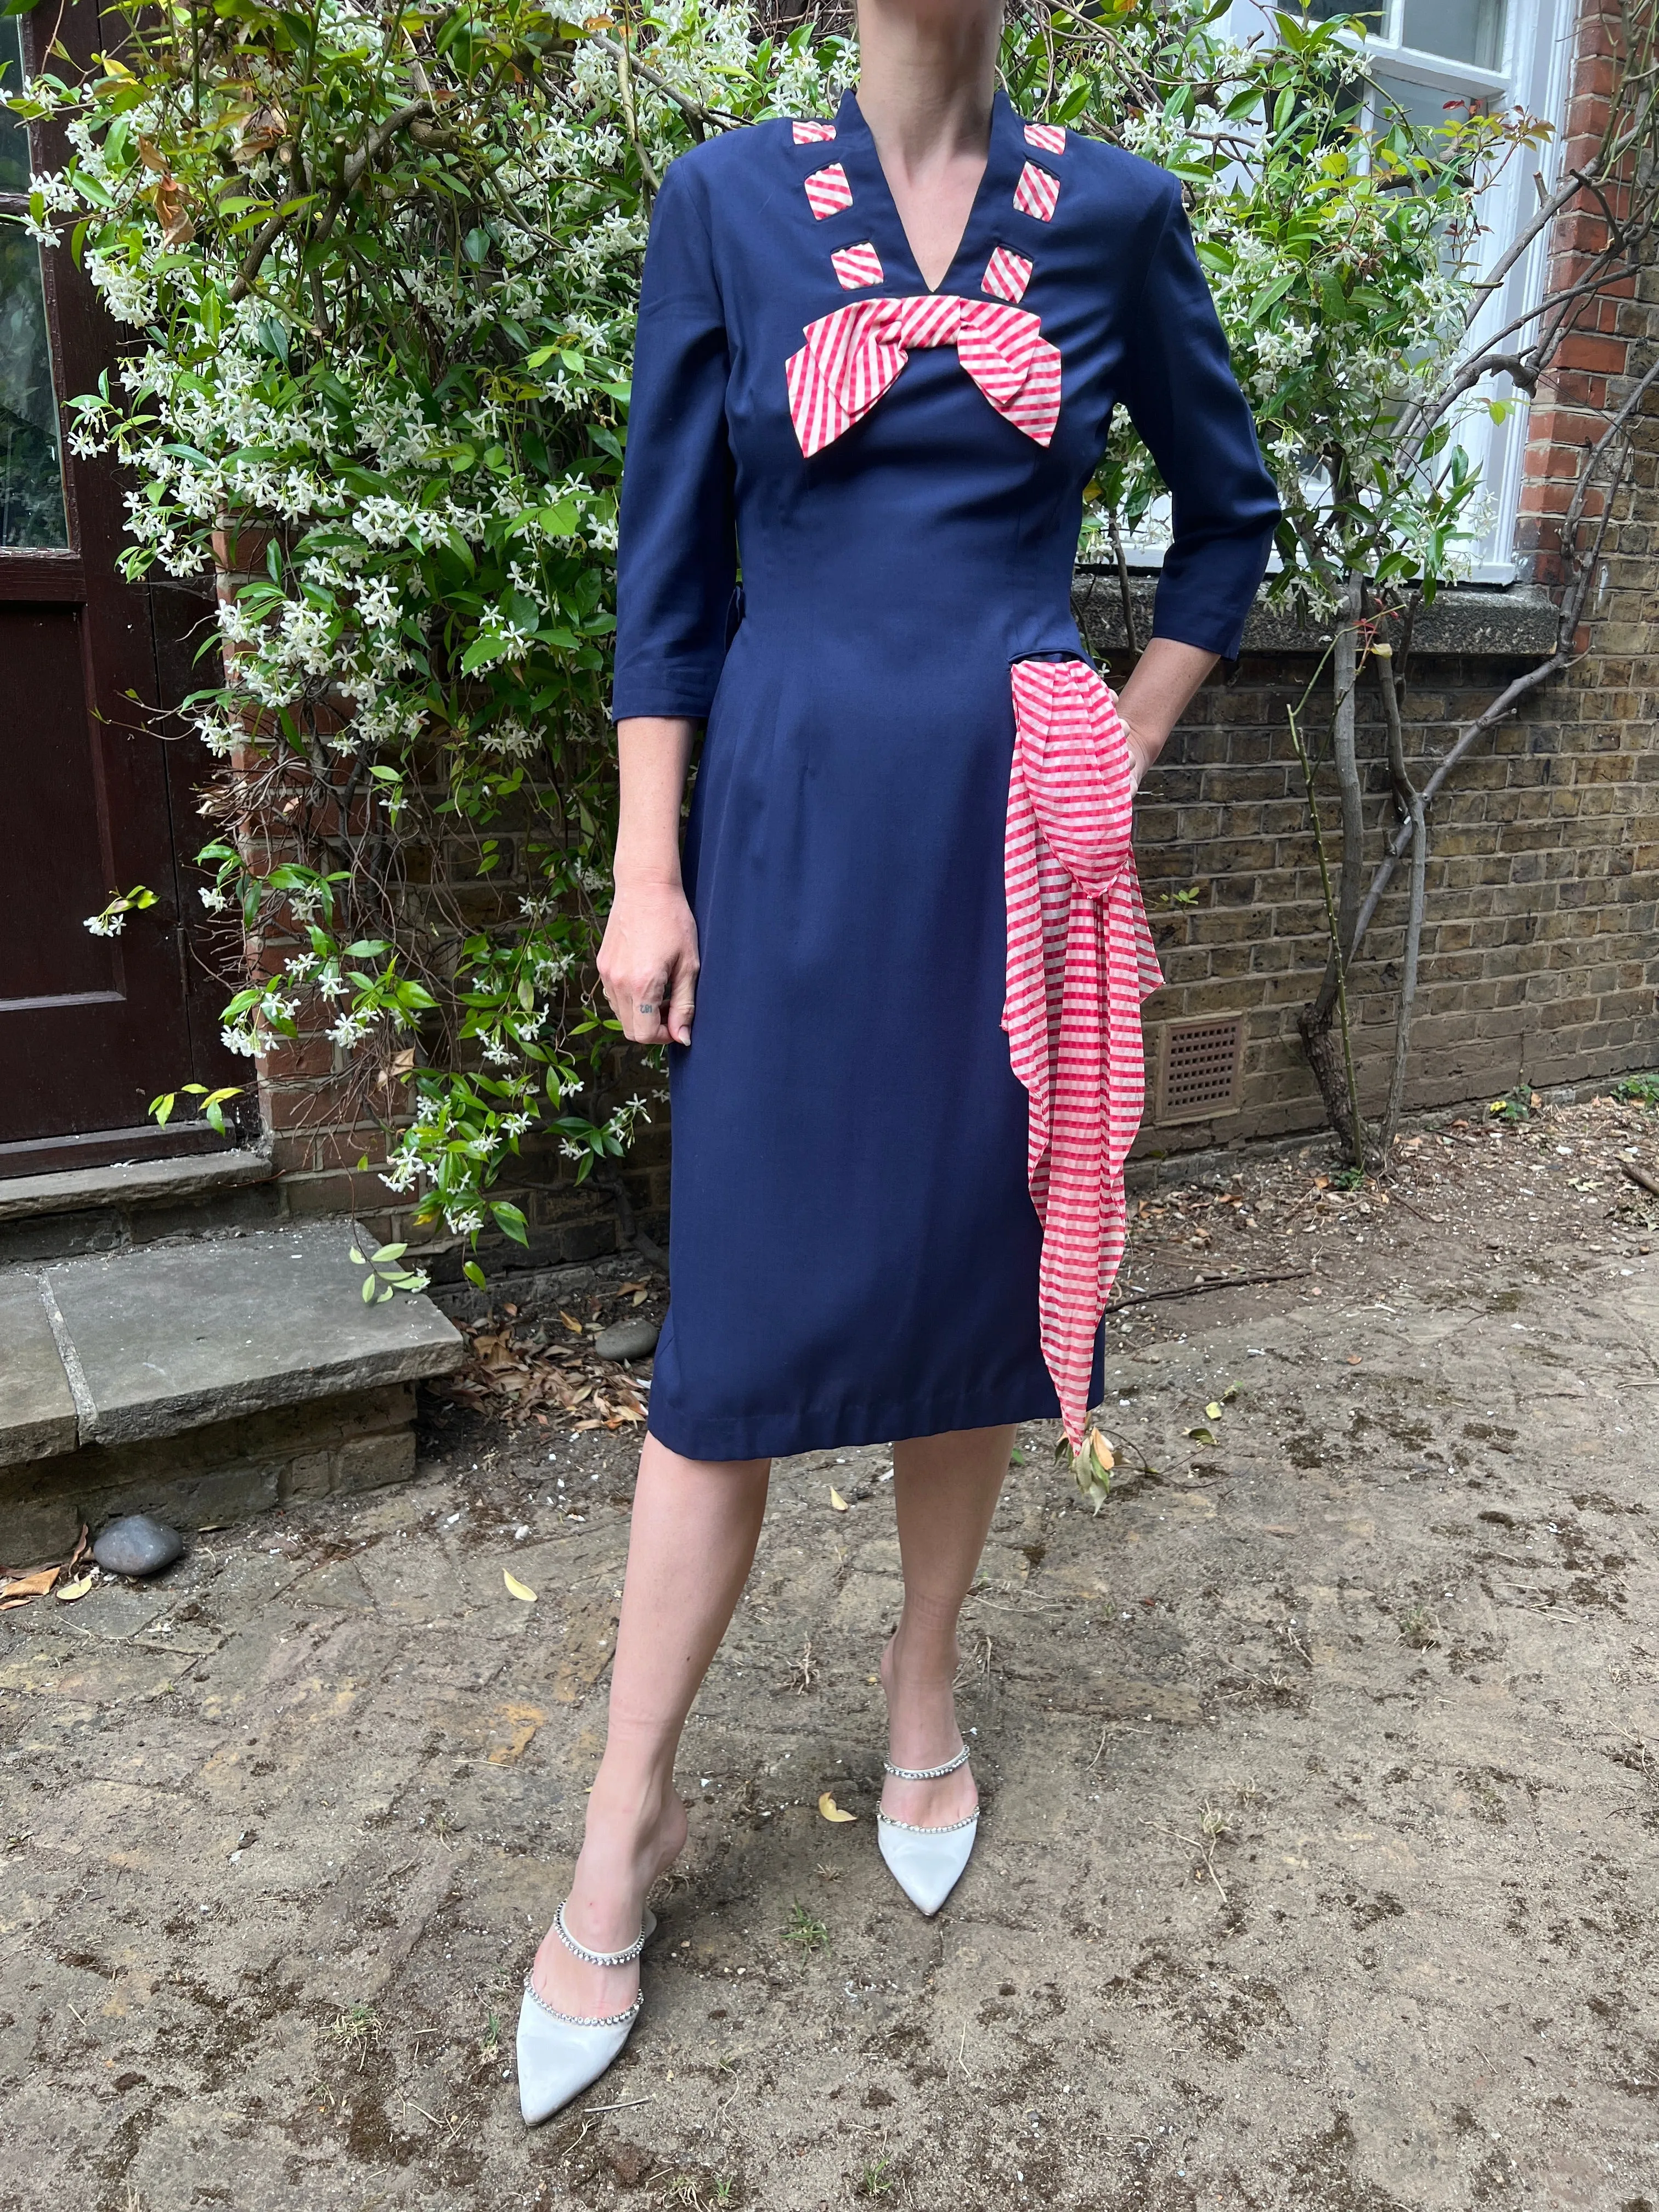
[[786, 295, 1062, 458], [1003, 658, 1163, 1450]]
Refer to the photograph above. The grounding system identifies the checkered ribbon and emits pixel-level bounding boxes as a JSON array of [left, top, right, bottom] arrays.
[[786, 295, 1062, 458], [1003, 658, 1163, 1449]]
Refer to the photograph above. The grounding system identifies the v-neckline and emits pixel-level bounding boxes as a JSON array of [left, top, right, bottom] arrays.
[[836, 86, 1014, 299]]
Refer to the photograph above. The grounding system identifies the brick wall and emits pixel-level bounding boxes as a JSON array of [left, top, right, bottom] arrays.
[[1114, 628, 1659, 1155]]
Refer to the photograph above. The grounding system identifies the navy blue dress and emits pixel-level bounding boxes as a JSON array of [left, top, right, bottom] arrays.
[[611, 89, 1278, 1462]]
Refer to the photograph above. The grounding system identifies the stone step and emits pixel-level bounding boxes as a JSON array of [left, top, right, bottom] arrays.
[[0, 1146, 279, 1267], [1, 1224, 464, 1565]]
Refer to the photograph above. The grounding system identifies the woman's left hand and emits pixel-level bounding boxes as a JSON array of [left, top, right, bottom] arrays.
[[1115, 636, 1220, 798]]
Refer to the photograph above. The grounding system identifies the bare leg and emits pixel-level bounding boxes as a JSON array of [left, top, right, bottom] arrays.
[[531, 1434, 770, 2018], [881, 1424, 1015, 1828]]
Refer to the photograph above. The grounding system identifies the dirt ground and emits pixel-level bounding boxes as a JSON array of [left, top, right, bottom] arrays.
[[3, 1087, 1658, 2212]]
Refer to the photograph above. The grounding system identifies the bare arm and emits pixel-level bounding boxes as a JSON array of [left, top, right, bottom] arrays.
[[597, 716, 700, 1046], [1115, 637, 1217, 794]]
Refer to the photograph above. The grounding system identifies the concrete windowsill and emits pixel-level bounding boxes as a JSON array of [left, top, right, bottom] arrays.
[[1074, 573, 1561, 660]]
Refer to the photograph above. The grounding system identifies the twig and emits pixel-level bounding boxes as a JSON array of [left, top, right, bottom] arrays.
[[1621, 1160, 1659, 1199], [1107, 510, 1141, 657], [229, 100, 431, 302], [609, 25, 661, 202], [580, 2094, 656, 2115], [1290, 686, 1369, 1167], [1108, 1267, 1311, 1310], [1373, 641, 1426, 1156], [1159, 1821, 1230, 1908], [581, 30, 740, 136]]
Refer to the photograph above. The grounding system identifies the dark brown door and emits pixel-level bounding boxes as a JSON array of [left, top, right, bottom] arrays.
[[0, 2, 245, 1172]]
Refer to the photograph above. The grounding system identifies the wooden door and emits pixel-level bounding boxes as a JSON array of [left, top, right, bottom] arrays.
[[0, 2, 245, 1172]]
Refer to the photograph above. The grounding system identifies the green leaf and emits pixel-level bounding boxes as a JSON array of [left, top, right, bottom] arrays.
[[490, 1200, 529, 1246], [362, 1275, 377, 1304], [464, 1261, 487, 1291]]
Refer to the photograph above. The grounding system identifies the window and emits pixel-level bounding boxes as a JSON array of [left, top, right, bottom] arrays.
[[1126, 1, 1577, 586], [1226, 0, 1576, 582], [0, 12, 69, 548]]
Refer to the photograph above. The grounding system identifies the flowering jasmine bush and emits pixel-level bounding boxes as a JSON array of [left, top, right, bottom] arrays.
[[18, 0, 851, 1265], [12, 0, 1526, 1265]]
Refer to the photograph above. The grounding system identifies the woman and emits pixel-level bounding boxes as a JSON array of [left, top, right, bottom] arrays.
[[517, 0, 1279, 2123]]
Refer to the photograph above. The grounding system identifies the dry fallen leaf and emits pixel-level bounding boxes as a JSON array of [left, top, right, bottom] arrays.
[[0, 1567, 60, 1601], [503, 1570, 538, 1603], [1347, 1355, 1363, 1367], [1205, 1401, 1223, 1420], [828, 1487, 849, 1512], [55, 1576, 94, 1604], [818, 1793, 857, 1823]]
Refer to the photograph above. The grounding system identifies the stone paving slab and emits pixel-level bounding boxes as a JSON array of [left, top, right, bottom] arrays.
[[0, 1273, 75, 1467], [42, 1225, 464, 1444]]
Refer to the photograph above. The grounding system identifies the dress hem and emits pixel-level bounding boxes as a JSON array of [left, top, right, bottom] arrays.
[[645, 1374, 1085, 1463]]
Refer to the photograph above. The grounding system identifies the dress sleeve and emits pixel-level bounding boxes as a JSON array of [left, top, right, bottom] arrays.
[[1118, 182, 1281, 662], [610, 158, 738, 721]]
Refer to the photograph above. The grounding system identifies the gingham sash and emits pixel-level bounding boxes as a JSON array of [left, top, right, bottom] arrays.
[[786, 295, 1062, 458], [1003, 658, 1163, 1449]]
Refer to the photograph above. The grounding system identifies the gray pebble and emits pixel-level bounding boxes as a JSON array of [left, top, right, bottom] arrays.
[[594, 1316, 661, 1363], [93, 1514, 184, 1579]]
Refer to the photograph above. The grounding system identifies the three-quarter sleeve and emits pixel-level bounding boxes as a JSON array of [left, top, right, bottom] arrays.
[[610, 159, 738, 721], [1119, 182, 1280, 662]]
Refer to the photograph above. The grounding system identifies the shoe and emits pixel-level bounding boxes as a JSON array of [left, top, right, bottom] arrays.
[[876, 1743, 979, 1917], [516, 1900, 659, 2126]]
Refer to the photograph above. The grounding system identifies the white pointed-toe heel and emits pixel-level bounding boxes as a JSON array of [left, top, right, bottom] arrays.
[[516, 1901, 658, 2126], [876, 1743, 979, 1918]]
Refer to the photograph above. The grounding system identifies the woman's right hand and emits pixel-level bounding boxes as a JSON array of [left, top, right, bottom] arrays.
[[598, 877, 701, 1046]]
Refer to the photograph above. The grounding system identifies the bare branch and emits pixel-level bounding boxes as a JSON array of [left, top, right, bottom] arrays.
[[229, 99, 431, 302], [580, 30, 744, 136]]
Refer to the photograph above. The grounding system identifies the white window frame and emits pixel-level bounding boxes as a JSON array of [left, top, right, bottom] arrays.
[[1121, 0, 1578, 585]]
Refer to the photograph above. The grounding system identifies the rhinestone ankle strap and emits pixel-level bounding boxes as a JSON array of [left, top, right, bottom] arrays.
[[523, 1972, 645, 2030], [883, 1742, 970, 1781], [553, 1899, 650, 1968]]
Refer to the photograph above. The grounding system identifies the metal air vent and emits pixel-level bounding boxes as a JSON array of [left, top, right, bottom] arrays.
[[1154, 1016, 1244, 1126]]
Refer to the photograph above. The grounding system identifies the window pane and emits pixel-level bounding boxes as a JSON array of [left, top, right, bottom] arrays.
[[0, 16, 29, 196], [1374, 70, 1494, 140], [1304, 2, 1386, 27], [0, 230, 69, 547], [1399, 0, 1505, 70]]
